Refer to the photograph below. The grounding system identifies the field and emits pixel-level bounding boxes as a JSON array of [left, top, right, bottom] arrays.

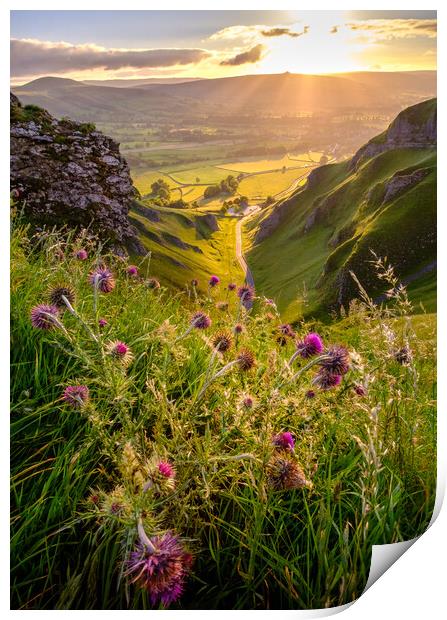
[[11, 220, 436, 610], [131, 170, 182, 197], [166, 166, 232, 185], [238, 168, 312, 200]]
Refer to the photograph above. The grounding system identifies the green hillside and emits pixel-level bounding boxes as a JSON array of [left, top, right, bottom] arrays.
[[246, 98, 437, 321]]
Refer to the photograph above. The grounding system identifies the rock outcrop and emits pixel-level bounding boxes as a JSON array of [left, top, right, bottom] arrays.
[[350, 98, 436, 171], [10, 93, 145, 254]]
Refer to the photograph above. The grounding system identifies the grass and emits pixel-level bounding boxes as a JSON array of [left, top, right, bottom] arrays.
[[10, 219, 436, 610], [131, 170, 181, 196], [166, 166, 231, 185], [238, 168, 313, 200]]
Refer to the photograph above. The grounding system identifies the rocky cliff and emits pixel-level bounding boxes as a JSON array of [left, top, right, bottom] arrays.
[[10, 93, 145, 254]]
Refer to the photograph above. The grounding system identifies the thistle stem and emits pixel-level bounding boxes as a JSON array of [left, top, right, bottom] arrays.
[[62, 295, 98, 343], [137, 518, 156, 554], [196, 359, 239, 401]]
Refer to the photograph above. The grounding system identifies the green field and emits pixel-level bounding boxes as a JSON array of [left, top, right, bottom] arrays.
[[218, 155, 298, 173], [238, 168, 312, 200], [132, 170, 182, 196], [166, 166, 232, 185]]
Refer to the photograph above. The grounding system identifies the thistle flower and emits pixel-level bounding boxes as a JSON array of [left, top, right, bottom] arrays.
[[191, 312, 211, 329], [88, 266, 115, 293], [313, 370, 342, 390], [318, 345, 350, 375], [394, 345, 412, 365], [106, 340, 134, 366], [233, 323, 244, 334], [267, 454, 309, 491], [209, 275, 220, 287], [30, 304, 60, 330], [237, 349, 256, 371], [49, 285, 76, 309], [147, 277, 160, 290], [126, 525, 192, 607], [212, 331, 233, 352], [62, 384, 89, 409], [127, 265, 139, 277], [296, 333, 324, 359], [272, 432, 295, 452], [354, 383, 367, 396], [75, 249, 88, 260], [278, 324, 295, 338], [158, 461, 176, 479], [98, 318, 108, 329], [228, 282, 236, 291], [305, 389, 316, 399], [237, 285, 255, 307], [242, 395, 255, 409]]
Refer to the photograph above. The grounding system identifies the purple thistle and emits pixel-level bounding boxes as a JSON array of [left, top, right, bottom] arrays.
[[242, 396, 254, 409], [191, 312, 211, 329], [158, 461, 175, 479], [98, 318, 108, 329], [209, 275, 220, 287], [228, 282, 237, 291], [237, 285, 255, 306], [62, 384, 89, 409], [30, 304, 60, 330], [233, 323, 244, 334], [296, 333, 324, 359], [88, 266, 115, 293], [76, 249, 88, 260], [313, 370, 342, 390], [305, 389, 316, 399], [127, 265, 139, 277], [126, 527, 192, 607], [106, 340, 134, 366], [354, 384, 367, 397], [272, 432, 295, 452], [278, 324, 295, 337], [319, 345, 350, 375]]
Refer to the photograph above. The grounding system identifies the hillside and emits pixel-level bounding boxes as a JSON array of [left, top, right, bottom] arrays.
[[246, 98, 437, 320], [13, 71, 436, 123]]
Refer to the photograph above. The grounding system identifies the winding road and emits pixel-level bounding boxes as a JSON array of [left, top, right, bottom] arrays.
[[235, 206, 260, 289]]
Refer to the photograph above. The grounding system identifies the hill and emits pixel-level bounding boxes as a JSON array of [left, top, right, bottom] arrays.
[[12, 71, 436, 124], [246, 98, 437, 320]]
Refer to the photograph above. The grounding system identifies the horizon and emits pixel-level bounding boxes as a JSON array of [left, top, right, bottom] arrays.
[[10, 10, 436, 84]]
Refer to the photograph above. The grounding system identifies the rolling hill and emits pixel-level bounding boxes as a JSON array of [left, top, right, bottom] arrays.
[[12, 71, 436, 123], [245, 98, 437, 320]]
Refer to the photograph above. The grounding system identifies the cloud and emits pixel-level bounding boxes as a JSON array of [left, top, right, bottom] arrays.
[[346, 18, 437, 40], [260, 27, 308, 38], [219, 44, 266, 67], [10, 38, 211, 77]]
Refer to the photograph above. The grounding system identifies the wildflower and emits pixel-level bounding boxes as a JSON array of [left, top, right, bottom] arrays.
[[158, 461, 175, 479], [278, 324, 295, 338], [126, 524, 192, 607], [88, 266, 115, 293], [354, 383, 367, 397], [106, 340, 134, 366], [319, 345, 350, 375], [237, 349, 256, 371], [49, 285, 76, 309], [305, 389, 316, 399], [233, 323, 244, 334], [237, 285, 255, 306], [127, 265, 139, 277], [30, 304, 60, 330], [242, 395, 255, 409], [267, 453, 309, 491], [76, 249, 88, 260], [296, 333, 324, 359], [272, 432, 295, 452], [313, 370, 342, 390], [191, 312, 211, 329], [62, 384, 89, 409], [209, 275, 220, 287], [216, 301, 229, 311], [147, 277, 160, 290], [98, 318, 108, 329], [264, 298, 275, 306], [265, 312, 275, 322], [212, 331, 233, 352], [394, 345, 412, 365], [228, 282, 236, 291]]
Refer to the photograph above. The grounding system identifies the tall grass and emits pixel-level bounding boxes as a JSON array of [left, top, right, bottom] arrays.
[[10, 221, 436, 609]]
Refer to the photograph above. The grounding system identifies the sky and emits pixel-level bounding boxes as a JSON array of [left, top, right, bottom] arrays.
[[10, 10, 437, 84]]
